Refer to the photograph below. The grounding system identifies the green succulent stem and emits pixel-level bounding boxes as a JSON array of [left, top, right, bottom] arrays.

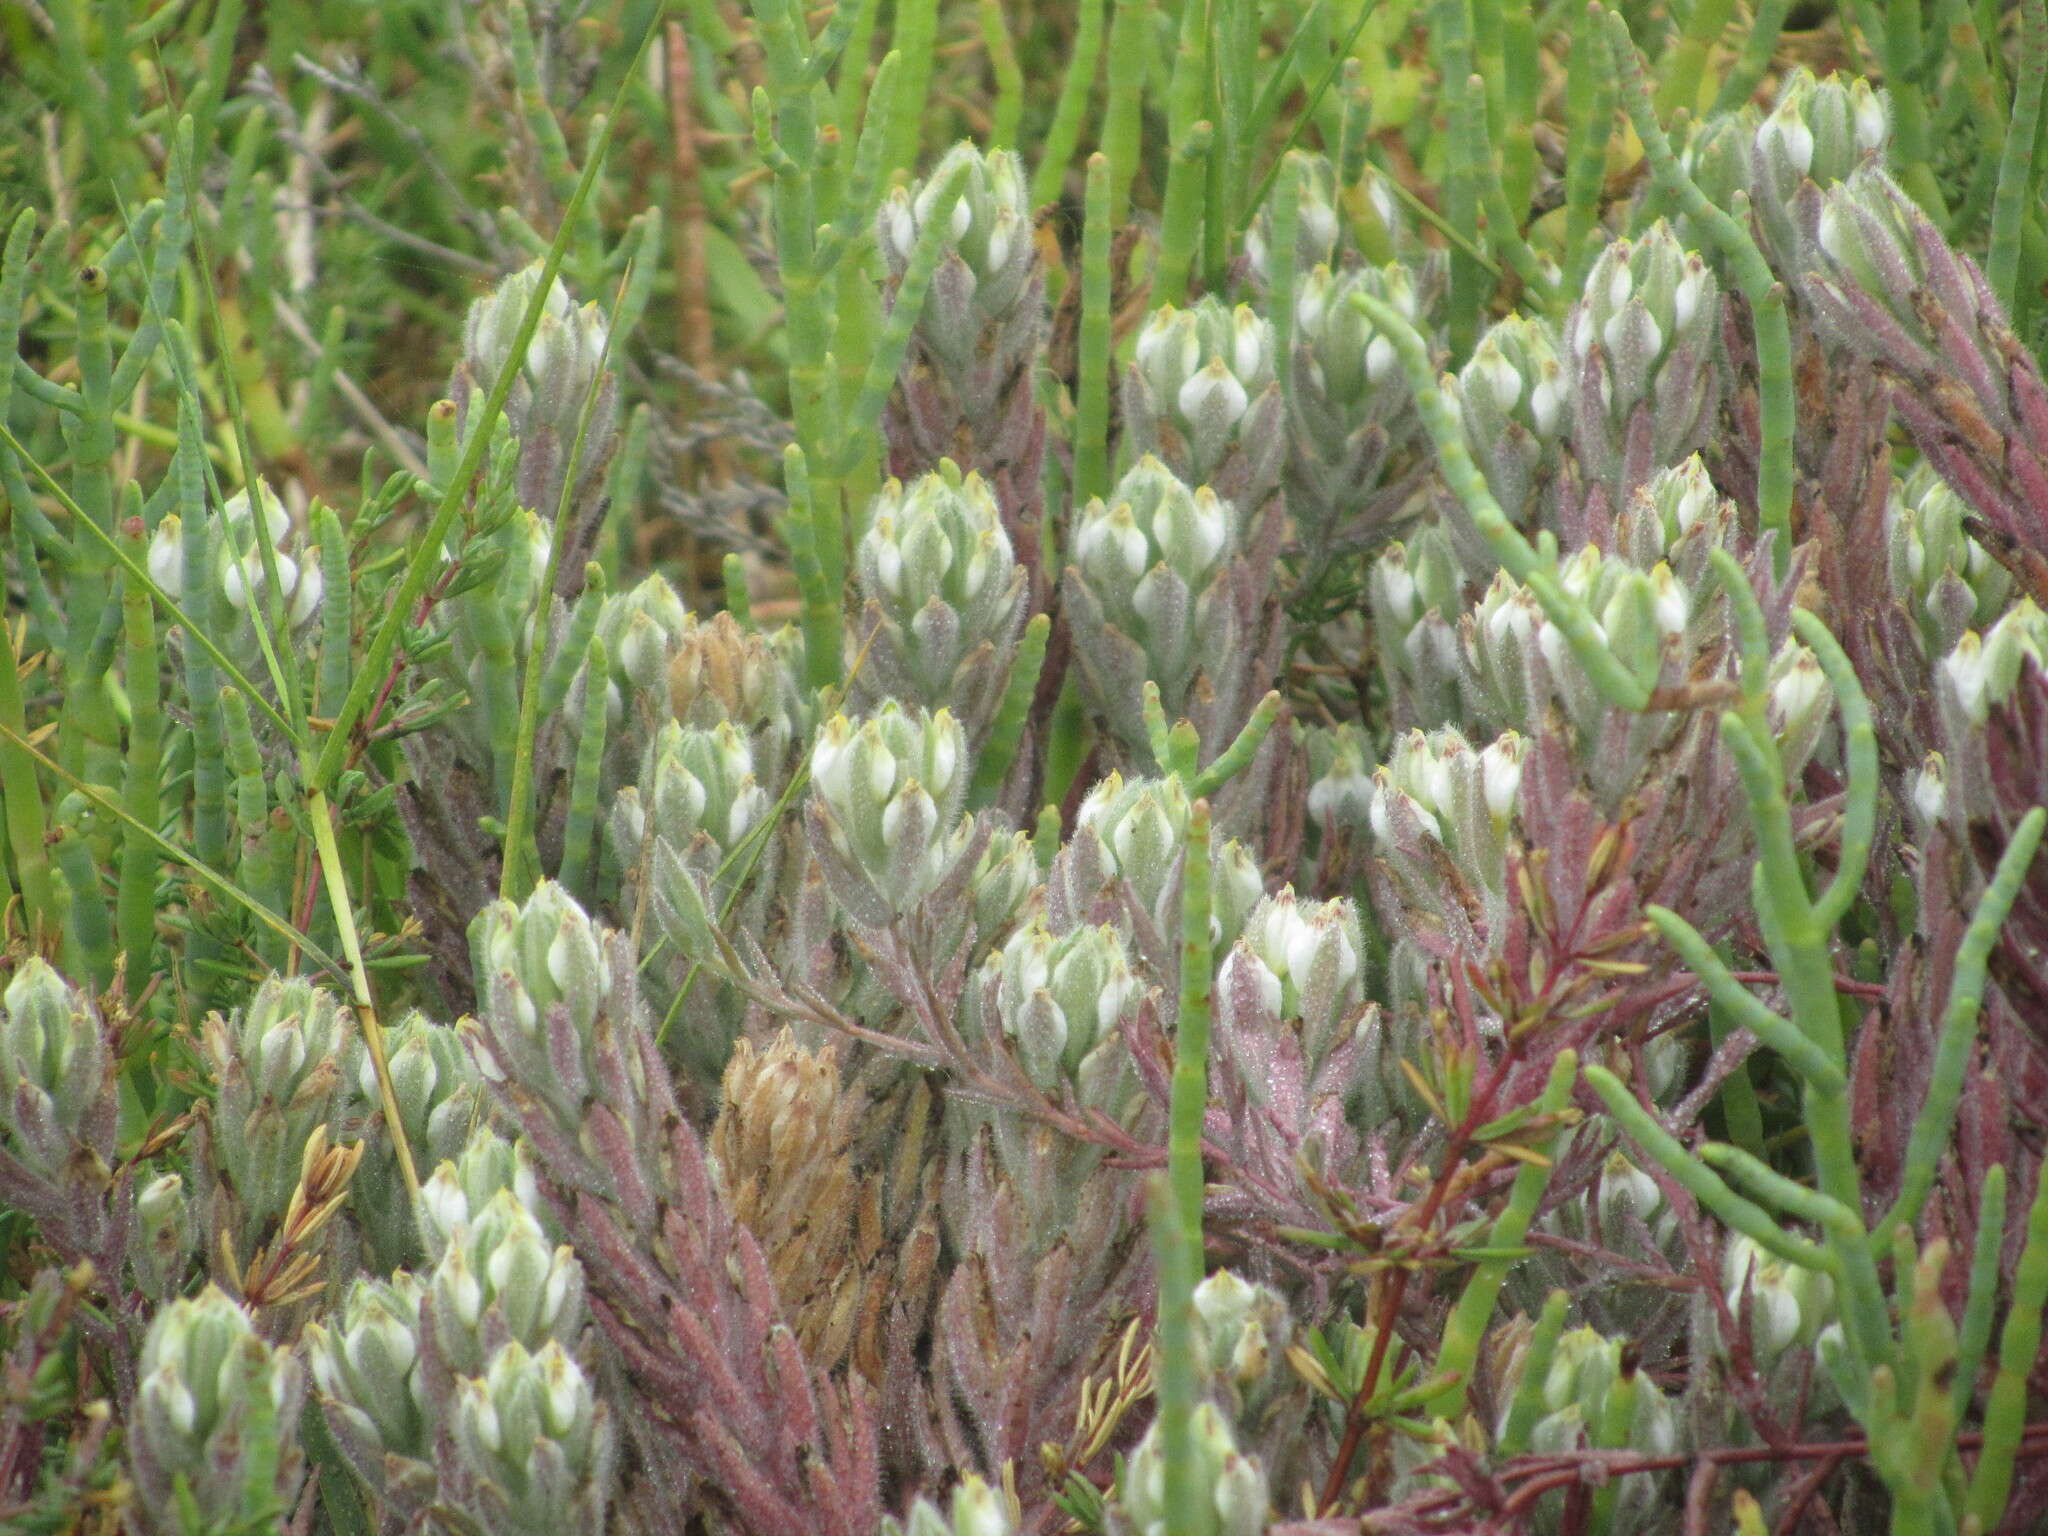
[[1434, 1050, 1577, 1420], [1159, 795, 1214, 1536]]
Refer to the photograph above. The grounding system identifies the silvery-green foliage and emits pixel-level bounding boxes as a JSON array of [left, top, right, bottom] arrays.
[[347, 1010, 483, 1270], [1565, 224, 1722, 512], [878, 143, 1036, 379], [1720, 1233, 1837, 1372], [306, 1273, 436, 1514], [1934, 601, 2048, 841], [193, 977, 354, 1274], [1939, 599, 2048, 730], [133, 1172, 192, 1302], [1304, 723, 1374, 832], [423, 1188, 585, 1377], [1226, 888, 1367, 1075], [806, 701, 976, 924], [1451, 313, 1570, 568], [1457, 550, 1696, 743], [631, 719, 773, 878], [1539, 1147, 1685, 1306], [883, 1475, 1014, 1536], [1284, 260, 1427, 554], [1046, 772, 1265, 963], [1124, 299, 1284, 509], [1063, 456, 1243, 754], [468, 880, 645, 1146], [983, 914, 1141, 1095], [455, 261, 619, 524], [849, 462, 1028, 737], [1747, 68, 1891, 271], [593, 574, 693, 737], [1887, 463, 2013, 656], [1369, 727, 1524, 892], [0, 958, 113, 1189], [445, 1340, 616, 1536], [1370, 525, 1463, 725], [1109, 1400, 1269, 1536], [416, 1124, 552, 1264], [1765, 638, 1834, 777], [1191, 1268, 1295, 1424], [1609, 454, 1738, 577], [130, 1287, 306, 1533]]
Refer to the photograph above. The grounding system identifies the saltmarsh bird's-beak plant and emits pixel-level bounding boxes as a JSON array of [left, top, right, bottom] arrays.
[[11, 1, 2048, 1533]]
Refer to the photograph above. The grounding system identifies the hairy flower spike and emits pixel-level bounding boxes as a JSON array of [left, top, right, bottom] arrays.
[[808, 702, 975, 919], [456, 262, 619, 526], [0, 959, 114, 1188], [1125, 298, 1285, 509], [1245, 154, 1343, 284], [1452, 314, 1570, 566], [1887, 464, 2013, 656], [1748, 68, 1890, 268], [1063, 456, 1259, 759], [447, 1340, 616, 1536], [132, 1287, 306, 1527], [878, 143, 1049, 584], [1566, 224, 1722, 513], [851, 464, 1029, 736], [1114, 1400, 1269, 1536], [194, 977, 353, 1275], [307, 1274, 435, 1511], [1285, 260, 1428, 556], [425, 1189, 585, 1376], [986, 918, 1139, 1093]]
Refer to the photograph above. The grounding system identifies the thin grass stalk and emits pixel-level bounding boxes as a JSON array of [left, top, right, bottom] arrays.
[[165, 115, 309, 735], [0, 614, 60, 943], [307, 785, 417, 1195], [311, 20, 655, 796]]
